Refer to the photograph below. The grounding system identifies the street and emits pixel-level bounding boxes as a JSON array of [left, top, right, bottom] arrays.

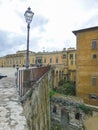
[[0, 67, 28, 130], [0, 67, 16, 78]]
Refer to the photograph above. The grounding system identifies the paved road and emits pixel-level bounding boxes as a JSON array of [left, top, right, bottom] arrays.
[[0, 68, 28, 130], [0, 67, 16, 78]]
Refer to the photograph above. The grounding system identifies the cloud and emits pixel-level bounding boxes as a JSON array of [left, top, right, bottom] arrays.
[[0, 31, 14, 56], [0, 0, 98, 56], [32, 15, 48, 27], [0, 30, 26, 56]]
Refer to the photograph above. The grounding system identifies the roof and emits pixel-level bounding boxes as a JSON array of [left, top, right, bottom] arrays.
[[72, 26, 98, 35]]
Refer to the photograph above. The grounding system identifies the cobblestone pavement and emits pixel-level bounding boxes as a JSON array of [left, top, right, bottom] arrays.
[[0, 68, 28, 130]]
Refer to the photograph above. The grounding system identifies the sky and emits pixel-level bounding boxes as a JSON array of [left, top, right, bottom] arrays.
[[0, 0, 98, 56]]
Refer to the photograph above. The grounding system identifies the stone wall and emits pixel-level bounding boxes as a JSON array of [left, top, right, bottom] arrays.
[[18, 66, 50, 96], [22, 70, 52, 130], [51, 94, 98, 130], [51, 94, 86, 130]]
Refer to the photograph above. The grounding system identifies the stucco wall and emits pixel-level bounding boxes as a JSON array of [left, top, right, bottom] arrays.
[[74, 27, 98, 105]]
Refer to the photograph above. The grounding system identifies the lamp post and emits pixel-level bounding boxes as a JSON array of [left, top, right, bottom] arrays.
[[15, 64, 19, 88], [24, 7, 34, 68]]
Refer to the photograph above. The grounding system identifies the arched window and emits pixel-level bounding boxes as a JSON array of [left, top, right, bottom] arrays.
[[56, 70, 58, 76]]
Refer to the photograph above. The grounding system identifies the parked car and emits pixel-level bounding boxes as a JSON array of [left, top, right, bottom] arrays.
[[0, 74, 7, 79]]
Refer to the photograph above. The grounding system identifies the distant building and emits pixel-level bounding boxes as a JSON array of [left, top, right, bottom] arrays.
[[0, 48, 76, 88], [73, 26, 98, 106]]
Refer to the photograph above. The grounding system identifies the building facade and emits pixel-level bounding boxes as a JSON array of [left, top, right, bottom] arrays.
[[0, 48, 76, 88], [73, 26, 98, 105]]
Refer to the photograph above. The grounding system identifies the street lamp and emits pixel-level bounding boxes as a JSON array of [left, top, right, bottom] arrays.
[[15, 64, 19, 88], [24, 7, 34, 68]]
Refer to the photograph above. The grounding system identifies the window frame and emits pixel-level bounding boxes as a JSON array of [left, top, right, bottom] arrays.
[[56, 57, 58, 64], [69, 54, 73, 59], [92, 40, 97, 49], [92, 77, 97, 86], [44, 58, 46, 63], [62, 54, 66, 59], [50, 57, 52, 63]]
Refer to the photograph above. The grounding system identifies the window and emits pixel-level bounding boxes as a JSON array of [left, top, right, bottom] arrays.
[[44, 58, 46, 63], [70, 54, 73, 59], [62, 54, 66, 59], [50, 58, 52, 63], [56, 71, 58, 76], [56, 58, 58, 63], [92, 40, 97, 49], [92, 77, 97, 86], [32, 58, 34, 63], [92, 54, 97, 59]]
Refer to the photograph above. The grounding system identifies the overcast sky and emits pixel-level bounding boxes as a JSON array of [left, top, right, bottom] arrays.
[[0, 0, 98, 56]]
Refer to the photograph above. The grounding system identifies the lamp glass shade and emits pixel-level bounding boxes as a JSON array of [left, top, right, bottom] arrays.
[[24, 7, 34, 24]]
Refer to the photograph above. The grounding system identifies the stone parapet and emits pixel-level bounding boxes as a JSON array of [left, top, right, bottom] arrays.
[[22, 70, 52, 130]]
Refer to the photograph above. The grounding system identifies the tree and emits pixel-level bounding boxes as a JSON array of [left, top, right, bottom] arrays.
[[56, 80, 76, 96]]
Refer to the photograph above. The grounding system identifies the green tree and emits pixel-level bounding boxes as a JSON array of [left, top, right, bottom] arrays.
[[56, 80, 76, 96]]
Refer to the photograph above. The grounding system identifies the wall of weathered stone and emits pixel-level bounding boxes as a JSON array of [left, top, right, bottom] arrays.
[[50, 94, 98, 130], [18, 66, 50, 96], [51, 94, 86, 130], [22, 70, 52, 130]]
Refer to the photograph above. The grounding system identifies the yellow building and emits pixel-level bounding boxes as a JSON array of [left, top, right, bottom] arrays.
[[31, 48, 76, 87], [73, 26, 98, 106], [67, 48, 77, 82], [0, 48, 76, 87], [0, 50, 36, 67]]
